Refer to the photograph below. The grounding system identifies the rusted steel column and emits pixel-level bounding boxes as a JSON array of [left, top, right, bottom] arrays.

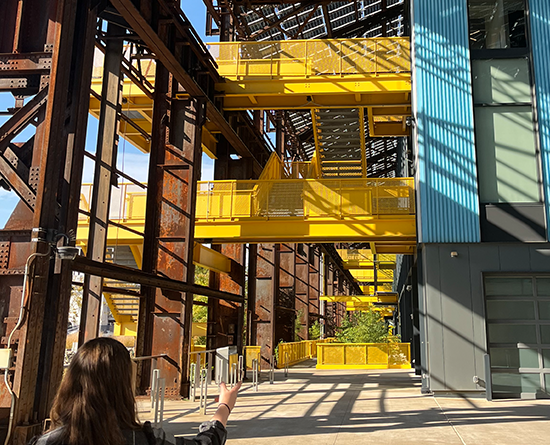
[[275, 111, 284, 157], [207, 138, 247, 353], [247, 244, 257, 347], [207, 244, 245, 351], [278, 243, 296, 343], [252, 243, 279, 369], [308, 246, 320, 328], [0, 1, 98, 442], [137, 39, 206, 396], [295, 244, 309, 341], [79, 22, 124, 344]]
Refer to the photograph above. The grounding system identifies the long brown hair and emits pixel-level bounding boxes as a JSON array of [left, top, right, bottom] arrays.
[[50, 337, 140, 445]]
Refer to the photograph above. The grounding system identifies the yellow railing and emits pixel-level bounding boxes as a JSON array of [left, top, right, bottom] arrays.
[[277, 339, 332, 368], [207, 38, 410, 79], [317, 343, 410, 370], [196, 178, 415, 222], [245, 346, 262, 369]]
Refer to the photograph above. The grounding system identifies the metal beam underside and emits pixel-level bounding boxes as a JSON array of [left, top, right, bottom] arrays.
[[72, 256, 244, 303], [217, 76, 411, 115]]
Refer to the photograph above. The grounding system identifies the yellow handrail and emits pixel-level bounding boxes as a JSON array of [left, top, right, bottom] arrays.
[[196, 177, 415, 222], [207, 38, 411, 79]]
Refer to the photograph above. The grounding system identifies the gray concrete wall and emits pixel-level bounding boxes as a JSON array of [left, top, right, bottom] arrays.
[[419, 243, 550, 393]]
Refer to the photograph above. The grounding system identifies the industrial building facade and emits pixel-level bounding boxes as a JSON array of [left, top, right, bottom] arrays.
[[401, 0, 550, 397]]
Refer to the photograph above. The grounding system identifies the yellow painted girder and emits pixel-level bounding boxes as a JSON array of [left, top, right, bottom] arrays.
[[342, 260, 396, 270], [195, 219, 415, 244], [322, 294, 397, 304], [216, 79, 411, 113], [349, 269, 394, 282], [193, 242, 234, 275]]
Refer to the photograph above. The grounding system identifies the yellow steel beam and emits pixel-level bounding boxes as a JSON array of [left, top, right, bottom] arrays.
[[195, 219, 415, 244], [193, 242, 239, 276], [359, 107, 367, 177], [349, 269, 394, 282], [321, 294, 397, 304]]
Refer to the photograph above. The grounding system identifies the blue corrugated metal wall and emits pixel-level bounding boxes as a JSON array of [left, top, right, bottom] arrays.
[[530, 0, 550, 240], [413, 0, 481, 243]]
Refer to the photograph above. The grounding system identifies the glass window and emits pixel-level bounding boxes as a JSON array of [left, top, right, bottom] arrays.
[[490, 347, 539, 368], [543, 350, 550, 368], [487, 300, 535, 320], [485, 277, 532, 296], [475, 106, 540, 203], [469, 0, 527, 50], [488, 323, 537, 343], [540, 326, 550, 344], [472, 59, 531, 104], [539, 302, 550, 320], [536, 279, 550, 296], [492, 373, 540, 393]]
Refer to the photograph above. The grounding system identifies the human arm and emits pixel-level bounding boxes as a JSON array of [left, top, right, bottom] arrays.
[[176, 381, 241, 445], [211, 381, 241, 427]]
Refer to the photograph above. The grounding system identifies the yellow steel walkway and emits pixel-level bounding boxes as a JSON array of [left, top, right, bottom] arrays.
[[193, 176, 415, 250], [90, 38, 411, 162]]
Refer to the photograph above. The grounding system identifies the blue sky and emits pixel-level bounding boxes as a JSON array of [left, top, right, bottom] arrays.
[[0, 1, 213, 228]]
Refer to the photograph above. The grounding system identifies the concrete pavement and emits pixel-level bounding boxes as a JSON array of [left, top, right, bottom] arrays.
[[138, 361, 550, 444]]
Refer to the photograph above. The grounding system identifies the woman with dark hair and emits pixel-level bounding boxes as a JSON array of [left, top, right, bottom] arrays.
[[33, 337, 240, 445]]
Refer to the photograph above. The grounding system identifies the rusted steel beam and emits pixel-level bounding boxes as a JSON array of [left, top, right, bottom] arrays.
[[0, 86, 48, 153], [308, 246, 320, 323], [1, 1, 99, 442], [136, 58, 170, 394], [134, 14, 208, 395], [110, 0, 265, 175], [277, 243, 296, 345], [207, 244, 244, 351], [207, 139, 247, 353], [79, 22, 124, 345], [72, 257, 244, 304], [295, 244, 309, 340], [252, 243, 279, 369]]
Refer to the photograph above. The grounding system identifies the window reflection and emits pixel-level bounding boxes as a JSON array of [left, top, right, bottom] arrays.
[[469, 0, 527, 49]]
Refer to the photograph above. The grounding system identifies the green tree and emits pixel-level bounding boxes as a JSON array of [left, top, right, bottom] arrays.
[[335, 310, 389, 343], [294, 309, 305, 341], [193, 266, 209, 345], [309, 320, 321, 340]]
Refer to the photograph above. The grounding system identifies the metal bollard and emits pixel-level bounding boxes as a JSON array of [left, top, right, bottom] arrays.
[[200, 368, 208, 415], [238, 355, 244, 382], [151, 368, 160, 409], [207, 352, 213, 385], [284, 352, 289, 377], [189, 363, 196, 401], [269, 355, 275, 384], [230, 363, 237, 388], [193, 354, 201, 402], [154, 377, 166, 428], [252, 359, 258, 392]]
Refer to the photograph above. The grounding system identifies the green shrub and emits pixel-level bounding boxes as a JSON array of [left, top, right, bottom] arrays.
[[335, 311, 389, 343]]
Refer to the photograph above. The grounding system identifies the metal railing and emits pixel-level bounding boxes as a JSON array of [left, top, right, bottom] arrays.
[[196, 178, 415, 222], [277, 339, 331, 369], [207, 38, 410, 79], [132, 354, 168, 427], [189, 349, 215, 402]]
